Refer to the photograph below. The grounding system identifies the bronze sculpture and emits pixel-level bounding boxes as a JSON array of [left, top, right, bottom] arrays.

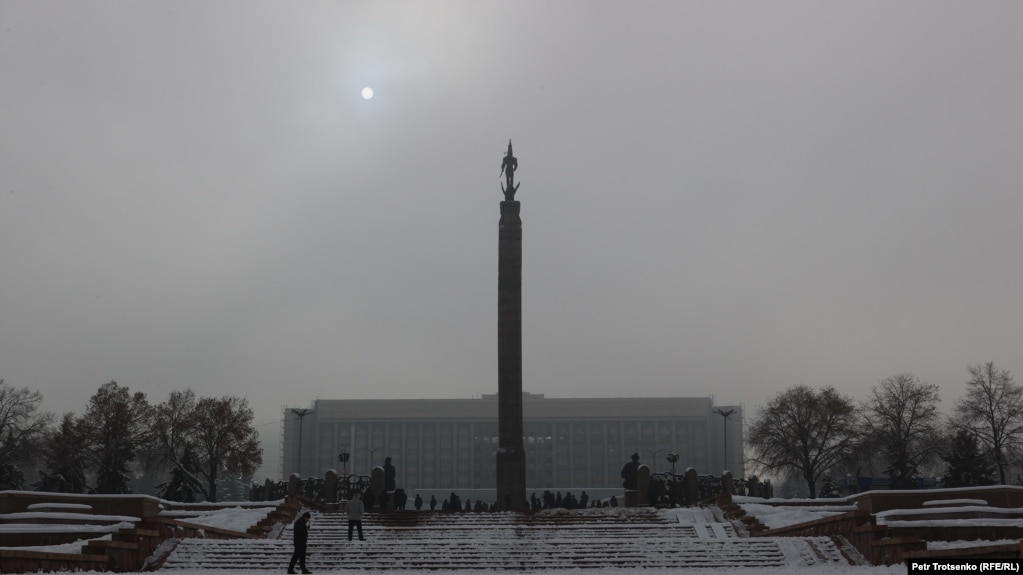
[[500, 140, 519, 201]]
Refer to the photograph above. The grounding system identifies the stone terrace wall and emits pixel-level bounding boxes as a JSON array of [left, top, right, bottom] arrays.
[[0, 549, 108, 574], [0, 493, 300, 573], [721, 488, 1023, 566], [849, 486, 1023, 514], [0, 491, 162, 518]]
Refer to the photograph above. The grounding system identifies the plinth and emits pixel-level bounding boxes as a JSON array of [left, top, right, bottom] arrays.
[[496, 199, 526, 510]]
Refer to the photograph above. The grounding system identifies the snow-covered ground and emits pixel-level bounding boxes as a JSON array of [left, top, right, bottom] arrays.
[[149, 567, 906, 575], [2, 504, 909, 574], [731, 496, 1023, 555], [733, 502, 856, 529]]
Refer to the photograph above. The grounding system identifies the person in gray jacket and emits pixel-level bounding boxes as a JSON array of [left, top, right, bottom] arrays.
[[347, 492, 365, 541]]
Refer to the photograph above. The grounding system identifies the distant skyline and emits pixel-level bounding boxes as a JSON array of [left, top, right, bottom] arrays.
[[1, 1, 1021, 479]]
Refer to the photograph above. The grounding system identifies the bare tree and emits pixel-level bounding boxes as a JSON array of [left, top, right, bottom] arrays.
[[152, 389, 205, 499], [0, 380, 51, 489], [954, 362, 1022, 484], [863, 373, 942, 488], [153, 391, 262, 502], [748, 385, 861, 498], [191, 396, 261, 502]]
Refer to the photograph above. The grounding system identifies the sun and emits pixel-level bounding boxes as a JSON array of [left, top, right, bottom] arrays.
[[361, 87, 374, 100]]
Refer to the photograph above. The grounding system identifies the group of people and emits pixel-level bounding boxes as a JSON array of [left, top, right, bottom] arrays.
[[287, 492, 365, 574], [529, 490, 590, 511], [356, 486, 410, 512], [287, 452, 656, 572]]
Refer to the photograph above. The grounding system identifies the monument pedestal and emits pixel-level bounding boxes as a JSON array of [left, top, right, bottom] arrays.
[[624, 490, 642, 507], [496, 197, 526, 511]]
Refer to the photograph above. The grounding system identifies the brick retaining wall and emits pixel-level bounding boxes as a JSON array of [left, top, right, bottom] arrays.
[[0, 493, 299, 573]]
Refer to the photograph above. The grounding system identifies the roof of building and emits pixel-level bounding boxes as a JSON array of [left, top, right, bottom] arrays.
[[309, 393, 734, 421]]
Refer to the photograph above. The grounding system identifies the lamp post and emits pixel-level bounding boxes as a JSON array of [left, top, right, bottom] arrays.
[[290, 408, 314, 477], [665, 453, 680, 475], [338, 449, 351, 500], [645, 449, 661, 474], [338, 449, 350, 476], [714, 408, 736, 474]]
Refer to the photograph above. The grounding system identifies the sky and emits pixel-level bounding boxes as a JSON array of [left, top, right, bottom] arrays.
[[1, 1, 1021, 477]]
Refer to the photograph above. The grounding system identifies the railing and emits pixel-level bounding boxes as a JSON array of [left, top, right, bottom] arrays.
[[250, 479, 288, 501], [252, 467, 772, 508], [642, 469, 772, 507], [250, 474, 371, 504], [337, 475, 371, 501]]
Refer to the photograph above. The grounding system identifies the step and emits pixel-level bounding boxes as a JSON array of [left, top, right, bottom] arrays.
[[160, 508, 848, 571]]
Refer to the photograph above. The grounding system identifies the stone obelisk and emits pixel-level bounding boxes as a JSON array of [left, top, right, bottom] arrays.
[[496, 140, 526, 511]]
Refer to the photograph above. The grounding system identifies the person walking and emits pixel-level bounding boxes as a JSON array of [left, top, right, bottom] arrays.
[[347, 492, 366, 541], [287, 512, 312, 574]]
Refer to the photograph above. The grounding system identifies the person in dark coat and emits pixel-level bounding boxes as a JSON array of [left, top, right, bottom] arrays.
[[287, 512, 312, 574], [430, 495, 437, 510], [414, 494, 423, 510], [384, 457, 396, 491]]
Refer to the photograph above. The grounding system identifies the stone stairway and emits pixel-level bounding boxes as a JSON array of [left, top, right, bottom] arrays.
[[161, 507, 855, 571]]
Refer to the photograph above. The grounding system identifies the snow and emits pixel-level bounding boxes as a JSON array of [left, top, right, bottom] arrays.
[[161, 500, 285, 509], [0, 521, 136, 534], [0, 490, 154, 500], [877, 505, 1023, 519], [0, 503, 941, 574], [155, 505, 900, 573], [0, 534, 113, 555], [0, 505, 266, 558], [0, 511, 139, 523], [26, 503, 92, 511], [144, 567, 906, 575], [660, 506, 720, 523], [735, 503, 855, 529], [876, 505, 1023, 528], [927, 539, 1020, 550], [168, 506, 272, 532]]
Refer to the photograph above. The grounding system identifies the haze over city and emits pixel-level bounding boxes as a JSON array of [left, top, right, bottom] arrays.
[[1, 1, 1020, 477]]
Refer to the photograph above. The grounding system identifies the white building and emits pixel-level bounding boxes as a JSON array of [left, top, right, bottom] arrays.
[[281, 393, 743, 495]]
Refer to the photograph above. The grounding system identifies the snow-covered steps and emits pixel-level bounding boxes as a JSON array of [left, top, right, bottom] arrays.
[[161, 507, 853, 570]]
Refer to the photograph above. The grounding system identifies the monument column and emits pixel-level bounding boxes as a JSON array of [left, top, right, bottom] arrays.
[[496, 140, 526, 510]]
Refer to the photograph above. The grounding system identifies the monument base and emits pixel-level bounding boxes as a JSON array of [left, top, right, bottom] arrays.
[[496, 448, 527, 511], [624, 490, 643, 507]]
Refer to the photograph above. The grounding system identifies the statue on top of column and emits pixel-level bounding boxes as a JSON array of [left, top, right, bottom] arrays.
[[500, 140, 519, 201]]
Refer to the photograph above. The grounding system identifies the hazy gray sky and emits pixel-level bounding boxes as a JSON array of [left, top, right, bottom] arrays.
[[2, 1, 1021, 476]]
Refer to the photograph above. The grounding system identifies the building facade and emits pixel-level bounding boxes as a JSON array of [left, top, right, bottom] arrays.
[[281, 393, 743, 494]]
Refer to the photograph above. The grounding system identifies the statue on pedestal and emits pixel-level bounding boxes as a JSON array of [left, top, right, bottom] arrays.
[[621, 453, 641, 490], [500, 140, 519, 201]]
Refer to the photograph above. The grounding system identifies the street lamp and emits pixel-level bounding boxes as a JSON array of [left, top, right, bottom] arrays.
[[338, 449, 351, 500], [645, 449, 661, 474], [665, 453, 680, 475], [714, 408, 736, 473], [290, 408, 314, 477]]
